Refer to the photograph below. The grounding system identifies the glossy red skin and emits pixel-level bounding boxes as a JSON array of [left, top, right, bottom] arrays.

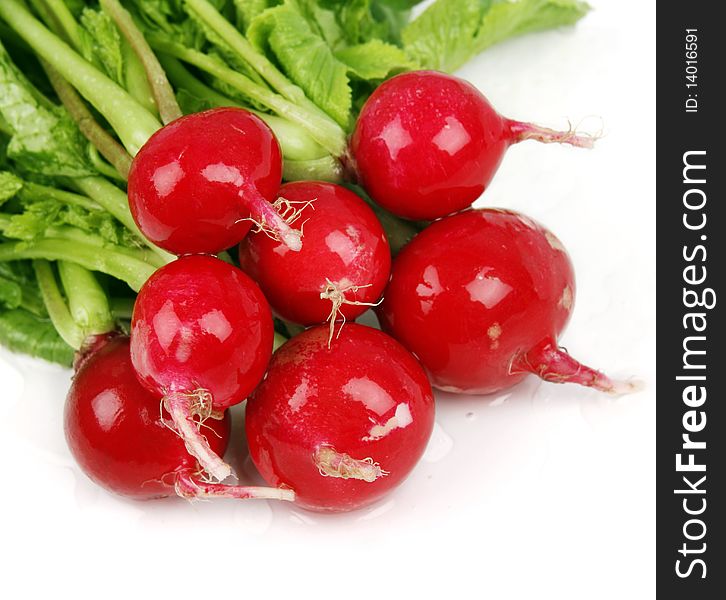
[[131, 255, 273, 409], [378, 209, 575, 395], [128, 107, 282, 255], [238, 181, 391, 325], [351, 71, 510, 221], [245, 324, 435, 512], [65, 337, 230, 499]]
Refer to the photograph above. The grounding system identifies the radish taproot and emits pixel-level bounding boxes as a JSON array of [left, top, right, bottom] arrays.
[[130, 255, 273, 481], [128, 107, 301, 255], [378, 209, 637, 395], [238, 181, 390, 339], [245, 324, 435, 512], [66, 336, 293, 501], [350, 71, 595, 221]]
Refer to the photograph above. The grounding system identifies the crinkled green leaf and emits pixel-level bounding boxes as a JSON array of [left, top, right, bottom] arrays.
[[402, 0, 589, 72], [176, 88, 218, 114], [248, 3, 351, 126], [0, 171, 23, 205], [336, 39, 417, 80], [1, 198, 131, 246], [187, 12, 269, 88], [402, 0, 492, 72], [0, 43, 94, 178], [474, 0, 591, 51], [233, 0, 282, 30], [0, 261, 46, 316], [0, 275, 22, 309], [78, 8, 125, 85], [0, 307, 74, 365]]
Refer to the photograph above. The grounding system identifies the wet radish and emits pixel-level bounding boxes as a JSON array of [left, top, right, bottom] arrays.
[[378, 209, 636, 395], [350, 71, 594, 221], [65, 336, 293, 501], [238, 181, 390, 338], [128, 107, 301, 255], [130, 255, 273, 481], [245, 324, 435, 512]]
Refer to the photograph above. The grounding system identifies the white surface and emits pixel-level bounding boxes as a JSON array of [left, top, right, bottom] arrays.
[[0, 2, 655, 598]]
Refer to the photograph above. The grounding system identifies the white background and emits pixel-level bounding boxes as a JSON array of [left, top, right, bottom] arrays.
[[0, 1, 655, 598]]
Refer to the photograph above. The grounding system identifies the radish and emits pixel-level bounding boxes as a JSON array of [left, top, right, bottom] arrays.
[[350, 71, 595, 221], [66, 336, 293, 501], [130, 255, 273, 481], [378, 209, 637, 395], [238, 181, 390, 339], [128, 107, 302, 255], [245, 324, 435, 512]]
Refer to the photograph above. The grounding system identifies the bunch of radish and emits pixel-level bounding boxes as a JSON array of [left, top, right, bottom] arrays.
[[65, 70, 636, 512]]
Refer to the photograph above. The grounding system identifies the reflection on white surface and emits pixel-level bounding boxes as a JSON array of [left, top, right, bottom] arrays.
[[422, 422, 454, 463]]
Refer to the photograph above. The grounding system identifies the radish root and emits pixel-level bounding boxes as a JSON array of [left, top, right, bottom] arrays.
[[175, 470, 295, 502], [237, 188, 308, 251], [313, 445, 388, 483], [508, 119, 599, 149], [320, 279, 382, 347], [163, 390, 233, 482], [510, 338, 643, 395]]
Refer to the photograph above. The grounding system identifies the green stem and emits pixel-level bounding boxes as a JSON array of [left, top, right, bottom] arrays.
[[42, 60, 133, 179], [273, 332, 287, 351], [39, 0, 82, 50], [17, 181, 100, 212], [283, 156, 344, 183], [57, 261, 114, 338], [149, 38, 346, 157], [0, 238, 156, 291], [0, 0, 161, 155], [109, 296, 135, 320], [31, 259, 84, 349], [40, 225, 167, 269], [160, 53, 330, 162], [99, 0, 181, 125], [122, 40, 157, 116], [87, 145, 126, 182], [159, 53, 239, 107], [72, 176, 175, 264], [185, 0, 319, 109]]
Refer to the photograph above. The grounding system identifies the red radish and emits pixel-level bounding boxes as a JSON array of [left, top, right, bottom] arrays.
[[238, 181, 390, 337], [350, 71, 594, 221], [128, 107, 301, 255], [131, 255, 273, 481], [378, 209, 636, 395], [65, 336, 293, 501], [245, 324, 435, 512]]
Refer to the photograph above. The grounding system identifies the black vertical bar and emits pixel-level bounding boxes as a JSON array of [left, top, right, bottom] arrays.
[[657, 3, 723, 597]]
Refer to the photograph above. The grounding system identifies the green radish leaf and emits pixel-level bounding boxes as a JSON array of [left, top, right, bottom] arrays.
[[474, 0, 591, 52], [0, 275, 22, 309], [248, 3, 352, 127], [0, 42, 94, 178], [335, 39, 417, 80], [233, 0, 283, 30], [0, 307, 74, 365], [402, 0, 590, 73], [78, 8, 125, 85], [402, 0, 492, 72], [0, 261, 47, 317], [0, 171, 23, 205], [1, 198, 134, 247]]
